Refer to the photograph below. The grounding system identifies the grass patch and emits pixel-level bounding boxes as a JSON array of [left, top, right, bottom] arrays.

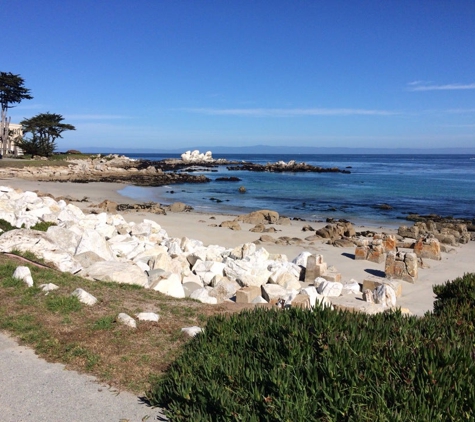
[[0, 218, 15, 232], [30, 221, 57, 231], [0, 253, 237, 394], [45, 295, 82, 314], [0, 154, 96, 168], [92, 315, 115, 330]]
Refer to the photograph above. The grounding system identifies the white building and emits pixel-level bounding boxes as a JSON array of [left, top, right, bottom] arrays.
[[1, 123, 23, 156]]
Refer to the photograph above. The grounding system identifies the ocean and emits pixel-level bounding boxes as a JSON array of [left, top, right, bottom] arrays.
[[117, 153, 475, 228]]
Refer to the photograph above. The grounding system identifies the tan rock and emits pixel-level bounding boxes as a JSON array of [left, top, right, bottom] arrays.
[[220, 220, 242, 230], [291, 294, 311, 309], [414, 237, 441, 260]]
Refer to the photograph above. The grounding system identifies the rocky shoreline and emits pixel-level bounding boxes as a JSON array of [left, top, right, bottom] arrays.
[[0, 152, 350, 188], [0, 154, 211, 186]]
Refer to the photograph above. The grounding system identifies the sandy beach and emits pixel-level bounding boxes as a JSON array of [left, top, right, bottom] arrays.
[[2, 178, 474, 316]]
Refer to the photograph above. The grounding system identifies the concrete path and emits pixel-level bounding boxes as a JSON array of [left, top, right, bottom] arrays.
[[0, 332, 167, 422]]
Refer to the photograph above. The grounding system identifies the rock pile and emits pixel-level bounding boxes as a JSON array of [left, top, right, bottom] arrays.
[[385, 251, 418, 284], [399, 220, 474, 244], [0, 186, 356, 311], [355, 234, 397, 263], [1, 186, 420, 314]]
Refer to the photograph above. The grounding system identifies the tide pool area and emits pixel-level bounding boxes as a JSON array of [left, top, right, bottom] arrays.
[[118, 154, 475, 227]]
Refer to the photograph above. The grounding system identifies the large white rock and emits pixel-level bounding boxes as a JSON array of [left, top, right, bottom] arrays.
[[94, 223, 117, 239], [75, 229, 116, 261], [164, 239, 183, 257], [207, 246, 226, 262], [292, 251, 312, 268], [73, 251, 104, 269], [83, 261, 148, 287], [117, 313, 136, 328], [230, 243, 256, 260], [39, 283, 59, 292], [193, 260, 226, 279], [374, 284, 397, 308], [46, 226, 81, 255], [169, 255, 193, 277], [132, 245, 168, 265], [108, 237, 140, 257], [209, 277, 240, 302], [13, 266, 33, 287], [150, 273, 185, 298], [0, 229, 48, 253], [342, 279, 361, 295], [317, 281, 343, 297], [0, 229, 82, 273], [40, 249, 83, 274], [71, 288, 97, 306], [24, 206, 54, 219], [224, 259, 271, 287], [190, 288, 218, 304], [182, 273, 204, 287], [181, 326, 203, 337], [136, 312, 159, 322], [261, 284, 289, 302]]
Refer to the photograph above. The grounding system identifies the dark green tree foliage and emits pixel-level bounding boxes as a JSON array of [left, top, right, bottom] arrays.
[[0, 72, 32, 112], [148, 273, 475, 421], [19, 112, 75, 156], [0, 72, 33, 155]]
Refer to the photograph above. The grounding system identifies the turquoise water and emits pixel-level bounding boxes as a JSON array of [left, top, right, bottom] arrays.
[[118, 154, 475, 227]]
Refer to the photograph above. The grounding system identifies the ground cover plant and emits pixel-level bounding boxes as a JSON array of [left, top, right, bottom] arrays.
[[0, 254, 239, 393], [148, 273, 475, 421]]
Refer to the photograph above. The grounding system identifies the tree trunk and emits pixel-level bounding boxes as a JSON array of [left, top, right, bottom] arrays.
[[0, 109, 11, 157]]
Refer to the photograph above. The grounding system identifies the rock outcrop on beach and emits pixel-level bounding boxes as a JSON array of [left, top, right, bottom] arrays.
[[399, 220, 474, 244], [0, 154, 210, 187], [181, 150, 214, 163], [226, 160, 351, 173], [0, 186, 398, 314]]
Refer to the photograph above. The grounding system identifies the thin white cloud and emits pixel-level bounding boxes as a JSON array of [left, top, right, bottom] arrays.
[[66, 114, 132, 120], [444, 108, 475, 114], [408, 82, 475, 91], [182, 108, 397, 116], [407, 80, 432, 86]]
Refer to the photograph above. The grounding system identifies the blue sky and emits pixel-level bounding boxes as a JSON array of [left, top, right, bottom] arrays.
[[4, 0, 475, 151]]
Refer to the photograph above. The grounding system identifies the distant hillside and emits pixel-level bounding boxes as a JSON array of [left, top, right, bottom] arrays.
[[71, 145, 475, 155]]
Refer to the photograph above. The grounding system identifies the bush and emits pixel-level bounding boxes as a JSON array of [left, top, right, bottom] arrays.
[[148, 274, 475, 421]]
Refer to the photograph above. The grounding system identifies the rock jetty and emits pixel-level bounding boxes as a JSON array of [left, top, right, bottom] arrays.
[[226, 160, 351, 173]]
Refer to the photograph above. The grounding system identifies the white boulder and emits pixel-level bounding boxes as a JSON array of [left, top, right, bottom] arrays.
[[136, 312, 159, 322], [83, 261, 149, 287], [317, 281, 343, 297], [71, 288, 97, 306], [13, 266, 33, 287], [181, 326, 203, 337], [117, 313, 137, 328]]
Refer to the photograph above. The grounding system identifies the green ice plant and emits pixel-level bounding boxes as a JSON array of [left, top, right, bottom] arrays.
[[148, 273, 475, 421]]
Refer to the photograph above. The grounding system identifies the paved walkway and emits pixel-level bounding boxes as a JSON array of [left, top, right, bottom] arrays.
[[0, 332, 167, 422]]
